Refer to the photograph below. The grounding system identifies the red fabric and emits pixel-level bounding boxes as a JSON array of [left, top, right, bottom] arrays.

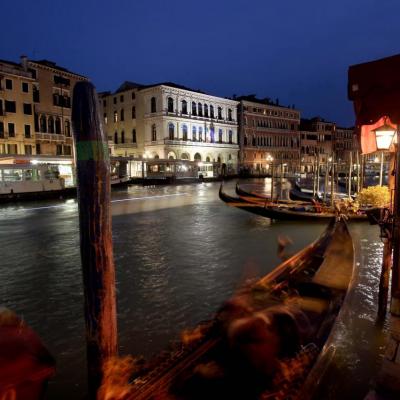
[[360, 116, 396, 154]]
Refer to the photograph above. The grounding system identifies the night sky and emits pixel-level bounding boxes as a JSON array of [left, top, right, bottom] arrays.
[[2, 0, 400, 126]]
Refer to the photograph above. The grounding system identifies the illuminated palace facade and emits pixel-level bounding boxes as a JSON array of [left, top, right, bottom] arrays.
[[100, 82, 239, 171], [237, 96, 301, 174]]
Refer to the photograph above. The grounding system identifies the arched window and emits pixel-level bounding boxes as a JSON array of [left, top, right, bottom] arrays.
[[218, 129, 223, 143], [132, 129, 137, 143], [228, 109, 232, 121], [206, 156, 211, 162], [181, 100, 187, 114], [182, 124, 188, 141], [168, 97, 174, 113], [198, 103, 203, 117], [218, 107, 222, 119], [192, 102, 197, 116], [252, 136, 256, 146], [114, 111, 118, 122], [210, 105, 214, 118], [64, 120, 70, 136], [204, 104, 208, 117], [168, 123, 174, 140], [199, 127, 203, 142], [114, 131, 118, 144], [194, 153, 201, 161], [120, 109, 124, 121], [151, 124, 157, 141], [121, 130, 125, 143], [131, 106, 136, 119], [40, 115, 47, 133], [151, 97, 156, 113], [192, 126, 197, 141], [55, 117, 61, 134], [48, 116, 54, 133]]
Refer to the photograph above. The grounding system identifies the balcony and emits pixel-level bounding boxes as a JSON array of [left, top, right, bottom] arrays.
[[144, 110, 237, 125], [35, 132, 67, 142], [162, 138, 238, 149]]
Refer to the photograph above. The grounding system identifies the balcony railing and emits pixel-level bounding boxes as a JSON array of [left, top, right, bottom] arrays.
[[35, 132, 67, 142], [145, 110, 237, 125], [162, 138, 239, 148]]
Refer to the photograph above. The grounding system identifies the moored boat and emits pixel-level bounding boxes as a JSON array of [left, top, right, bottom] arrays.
[[127, 218, 355, 399], [222, 184, 367, 221]]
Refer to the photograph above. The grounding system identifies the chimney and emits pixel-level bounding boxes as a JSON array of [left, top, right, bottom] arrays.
[[20, 55, 28, 72]]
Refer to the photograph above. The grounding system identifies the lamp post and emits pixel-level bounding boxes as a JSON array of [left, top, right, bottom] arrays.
[[372, 122, 399, 316], [266, 154, 274, 201]]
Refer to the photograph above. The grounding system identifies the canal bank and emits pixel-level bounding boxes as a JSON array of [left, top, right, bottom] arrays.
[[0, 181, 389, 399]]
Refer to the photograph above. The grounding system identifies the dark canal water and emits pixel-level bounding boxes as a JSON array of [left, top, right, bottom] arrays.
[[0, 180, 389, 399]]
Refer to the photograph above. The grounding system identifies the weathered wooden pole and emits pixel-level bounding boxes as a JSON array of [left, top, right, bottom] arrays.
[[378, 231, 392, 321], [356, 151, 361, 192], [72, 82, 118, 399], [348, 151, 353, 197], [316, 151, 320, 195]]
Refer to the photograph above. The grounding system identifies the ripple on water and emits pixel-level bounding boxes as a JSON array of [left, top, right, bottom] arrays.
[[0, 183, 390, 399]]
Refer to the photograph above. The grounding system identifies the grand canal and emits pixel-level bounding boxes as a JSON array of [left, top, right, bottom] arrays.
[[0, 180, 389, 399]]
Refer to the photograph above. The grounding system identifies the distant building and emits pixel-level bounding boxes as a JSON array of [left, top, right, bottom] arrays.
[[237, 96, 301, 174], [299, 117, 357, 173], [0, 56, 88, 160], [100, 82, 240, 173]]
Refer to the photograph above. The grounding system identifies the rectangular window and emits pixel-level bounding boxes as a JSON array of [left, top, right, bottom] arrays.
[[36, 143, 41, 155], [113, 97, 117, 104], [8, 144, 18, 154], [56, 145, 63, 155], [131, 91, 135, 99], [8, 123, 15, 137], [22, 82, 29, 93], [0, 99, 3, 115], [5, 79, 12, 90], [24, 145, 32, 155], [0, 122, 4, 138], [103, 99, 106, 107], [120, 95, 124, 102], [5, 101, 16, 113], [24, 125, 31, 138], [23, 103, 32, 115], [33, 86, 40, 102], [54, 75, 70, 86], [64, 145, 72, 155]]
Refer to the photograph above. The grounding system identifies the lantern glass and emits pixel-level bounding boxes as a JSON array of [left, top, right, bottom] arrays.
[[374, 124, 396, 150]]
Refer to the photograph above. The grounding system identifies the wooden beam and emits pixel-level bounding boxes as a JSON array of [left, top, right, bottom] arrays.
[[72, 81, 118, 399]]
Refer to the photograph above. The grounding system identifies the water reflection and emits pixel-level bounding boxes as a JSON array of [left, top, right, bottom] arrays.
[[0, 181, 388, 399]]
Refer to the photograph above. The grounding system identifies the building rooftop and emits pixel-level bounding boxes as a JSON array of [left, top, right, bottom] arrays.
[[236, 94, 297, 110], [29, 59, 87, 78]]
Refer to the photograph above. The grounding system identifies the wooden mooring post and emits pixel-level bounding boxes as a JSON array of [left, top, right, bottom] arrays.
[[72, 82, 118, 399]]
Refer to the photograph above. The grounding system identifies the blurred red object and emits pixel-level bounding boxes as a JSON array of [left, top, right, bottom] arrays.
[[0, 308, 55, 400]]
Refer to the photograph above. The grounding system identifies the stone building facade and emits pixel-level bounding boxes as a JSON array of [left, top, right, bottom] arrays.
[[100, 82, 240, 170], [237, 96, 301, 174], [0, 56, 87, 159]]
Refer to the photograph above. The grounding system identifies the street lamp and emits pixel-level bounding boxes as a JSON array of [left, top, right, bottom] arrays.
[[373, 121, 396, 151]]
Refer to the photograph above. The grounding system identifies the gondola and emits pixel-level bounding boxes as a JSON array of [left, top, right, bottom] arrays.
[[127, 218, 355, 400], [221, 185, 367, 221], [235, 183, 313, 206]]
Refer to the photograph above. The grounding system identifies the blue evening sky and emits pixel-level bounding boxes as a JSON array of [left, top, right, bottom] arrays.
[[2, 0, 400, 126]]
